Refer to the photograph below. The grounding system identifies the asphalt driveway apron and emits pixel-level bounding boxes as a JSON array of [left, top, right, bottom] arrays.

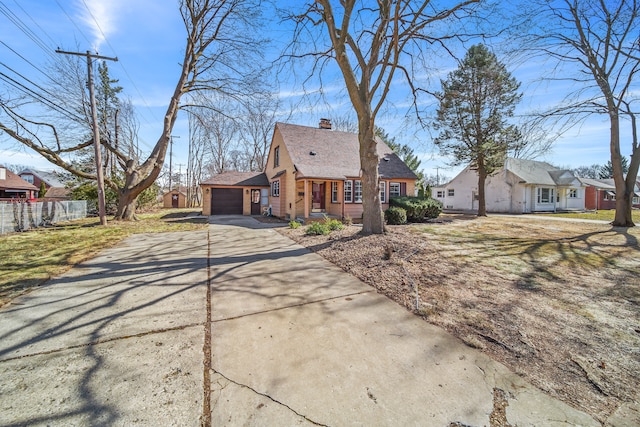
[[207, 216, 599, 426]]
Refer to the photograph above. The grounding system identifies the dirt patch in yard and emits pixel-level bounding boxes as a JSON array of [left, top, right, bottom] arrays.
[[278, 214, 640, 423]]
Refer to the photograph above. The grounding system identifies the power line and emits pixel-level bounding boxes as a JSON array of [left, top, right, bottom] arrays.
[[53, 0, 93, 48], [11, 0, 59, 47], [0, 71, 84, 122], [0, 1, 57, 62], [79, 0, 159, 132]]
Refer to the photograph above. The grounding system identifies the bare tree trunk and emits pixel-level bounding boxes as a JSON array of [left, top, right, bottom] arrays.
[[611, 112, 635, 226], [359, 120, 384, 235], [477, 168, 487, 217]]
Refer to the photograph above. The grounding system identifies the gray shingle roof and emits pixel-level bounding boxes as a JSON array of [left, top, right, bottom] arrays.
[[504, 158, 559, 185], [276, 122, 417, 180], [201, 171, 269, 187], [504, 158, 583, 186], [18, 168, 67, 188], [578, 178, 616, 189]]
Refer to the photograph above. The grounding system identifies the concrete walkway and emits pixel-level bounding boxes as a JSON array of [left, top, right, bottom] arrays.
[[0, 216, 611, 426]]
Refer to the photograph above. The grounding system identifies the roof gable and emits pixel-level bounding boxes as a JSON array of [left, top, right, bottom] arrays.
[[0, 166, 38, 191], [18, 168, 66, 188], [274, 122, 416, 180]]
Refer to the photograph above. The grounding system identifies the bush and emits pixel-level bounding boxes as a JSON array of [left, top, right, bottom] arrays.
[[389, 196, 442, 221], [289, 220, 301, 229], [305, 221, 330, 235], [323, 214, 344, 231], [385, 206, 407, 225]]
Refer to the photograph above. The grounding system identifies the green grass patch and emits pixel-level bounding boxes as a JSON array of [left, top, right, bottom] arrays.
[[0, 209, 207, 304]]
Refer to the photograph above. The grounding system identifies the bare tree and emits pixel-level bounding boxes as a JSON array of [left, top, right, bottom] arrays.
[[0, 0, 266, 220], [239, 92, 281, 171], [285, 0, 480, 234], [522, 0, 640, 226]]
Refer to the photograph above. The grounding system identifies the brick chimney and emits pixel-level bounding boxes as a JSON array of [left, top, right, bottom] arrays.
[[319, 118, 332, 130]]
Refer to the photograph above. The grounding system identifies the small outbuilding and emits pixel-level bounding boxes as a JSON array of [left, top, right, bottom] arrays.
[[163, 188, 187, 208], [200, 171, 270, 216]]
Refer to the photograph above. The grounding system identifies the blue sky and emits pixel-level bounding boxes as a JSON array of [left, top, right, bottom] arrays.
[[0, 0, 627, 181]]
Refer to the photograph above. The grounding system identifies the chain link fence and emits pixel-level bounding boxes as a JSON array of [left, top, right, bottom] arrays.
[[0, 200, 87, 235]]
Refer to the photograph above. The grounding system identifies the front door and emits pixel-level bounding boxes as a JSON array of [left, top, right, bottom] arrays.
[[312, 183, 325, 211], [172, 194, 179, 208], [250, 189, 261, 215]]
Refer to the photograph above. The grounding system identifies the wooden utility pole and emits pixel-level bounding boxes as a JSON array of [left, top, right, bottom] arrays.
[[56, 50, 118, 226]]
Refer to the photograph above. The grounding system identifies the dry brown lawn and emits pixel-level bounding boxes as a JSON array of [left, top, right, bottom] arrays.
[[279, 214, 640, 423]]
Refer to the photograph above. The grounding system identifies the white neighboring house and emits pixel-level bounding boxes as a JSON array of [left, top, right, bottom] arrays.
[[432, 158, 586, 213]]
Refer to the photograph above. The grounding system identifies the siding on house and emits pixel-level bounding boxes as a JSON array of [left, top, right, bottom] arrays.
[[434, 158, 587, 213], [264, 122, 417, 221]]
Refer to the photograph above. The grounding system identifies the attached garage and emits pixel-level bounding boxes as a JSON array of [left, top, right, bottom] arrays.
[[200, 171, 270, 216], [211, 188, 243, 214]]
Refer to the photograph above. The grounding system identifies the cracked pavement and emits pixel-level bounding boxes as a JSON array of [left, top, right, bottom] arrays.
[[0, 216, 610, 426]]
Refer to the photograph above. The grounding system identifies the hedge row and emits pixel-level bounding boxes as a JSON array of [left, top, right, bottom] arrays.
[[385, 196, 442, 224]]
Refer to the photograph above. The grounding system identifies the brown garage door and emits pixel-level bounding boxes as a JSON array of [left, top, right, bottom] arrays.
[[211, 188, 243, 215]]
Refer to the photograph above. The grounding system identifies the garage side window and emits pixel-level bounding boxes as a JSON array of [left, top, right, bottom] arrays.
[[271, 180, 280, 197]]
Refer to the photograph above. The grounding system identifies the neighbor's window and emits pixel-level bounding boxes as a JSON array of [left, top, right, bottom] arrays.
[[22, 175, 34, 184], [379, 181, 386, 203], [604, 192, 616, 201], [447, 188, 455, 197], [537, 187, 553, 203], [436, 190, 444, 198], [390, 182, 401, 198], [331, 182, 339, 203], [568, 189, 578, 198], [344, 180, 353, 203], [274, 146, 280, 168], [271, 180, 280, 197], [354, 180, 362, 203]]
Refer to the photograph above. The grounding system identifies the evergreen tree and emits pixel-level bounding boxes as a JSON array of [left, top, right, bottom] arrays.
[[434, 44, 522, 216], [375, 127, 424, 186], [599, 158, 629, 179]]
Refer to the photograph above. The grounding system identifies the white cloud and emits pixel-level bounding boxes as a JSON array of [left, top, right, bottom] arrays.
[[76, 0, 122, 52]]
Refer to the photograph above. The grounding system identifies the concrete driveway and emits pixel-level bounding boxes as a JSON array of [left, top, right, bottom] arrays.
[[0, 215, 608, 426]]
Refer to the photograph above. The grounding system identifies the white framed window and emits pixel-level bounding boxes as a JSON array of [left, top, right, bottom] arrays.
[[447, 188, 455, 197], [260, 188, 269, 205], [537, 187, 554, 204], [390, 182, 401, 198], [344, 180, 353, 203], [379, 181, 386, 203], [354, 180, 362, 203], [568, 189, 578, 198], [331, 182, 339, 203], [604, 191, 616, 201], [271, 180, 280, 197], [436, 190, 444, 198]]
